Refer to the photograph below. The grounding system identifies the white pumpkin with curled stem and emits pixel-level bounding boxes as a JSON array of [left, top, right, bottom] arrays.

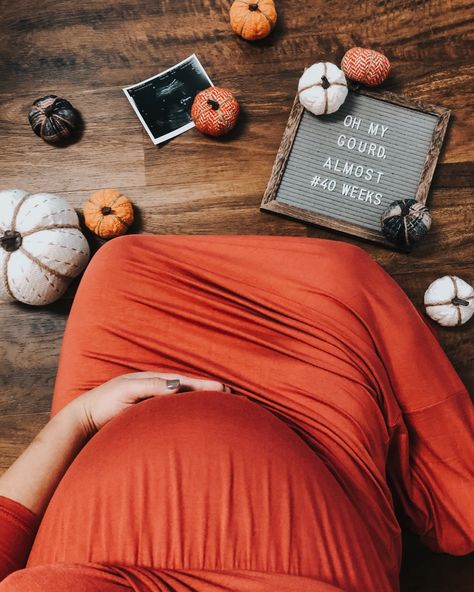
[[424, 275, 474, 326], [298, 62, 348, 115], [0, 189, 90, 305]]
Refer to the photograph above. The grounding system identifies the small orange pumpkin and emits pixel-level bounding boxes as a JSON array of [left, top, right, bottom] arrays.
[[230, 0, 277, 41], [83, 189, 134, 239]]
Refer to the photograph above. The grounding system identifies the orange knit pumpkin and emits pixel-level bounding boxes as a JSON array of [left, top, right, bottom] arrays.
[[191, 87, 240, 137], [230, 0, 277, 41], [83, 189, 134, 239], [341, 48, 391, 86]]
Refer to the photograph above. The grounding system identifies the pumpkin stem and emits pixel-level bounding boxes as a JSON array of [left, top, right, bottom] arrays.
[[400, 200, 412, 217], [452, 296, 470, 306], [207, 99, 220, 110], [249, 3, 259, 10], [43, 105, 55, 117], [321, 76, 330, 89], [0, 230, 22, 252], [101, 206, 112, 215]]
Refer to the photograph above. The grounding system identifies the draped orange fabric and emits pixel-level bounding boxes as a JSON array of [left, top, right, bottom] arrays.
[[1, 235, 473, 592]]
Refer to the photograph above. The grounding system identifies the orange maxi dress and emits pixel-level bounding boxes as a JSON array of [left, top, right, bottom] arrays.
[[1, 235, 473, 592]]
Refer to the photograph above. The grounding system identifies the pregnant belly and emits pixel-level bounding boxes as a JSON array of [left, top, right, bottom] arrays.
[[26, 390, 391, 587]]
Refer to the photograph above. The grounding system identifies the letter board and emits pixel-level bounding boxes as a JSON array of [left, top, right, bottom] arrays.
[[261, 89, 450, 250]]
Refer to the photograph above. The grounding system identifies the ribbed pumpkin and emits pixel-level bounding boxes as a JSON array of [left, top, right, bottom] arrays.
[[191, 87, 240, 137], [83, 189, 134, 239], [28, 95, 78, 143], [0, 189, 90, 305], [381, 199, 432, 247], [230, 0, 277, 41], [341, 48, 391, 86], [298, 62, 348, 115], [424, 276, 474, 327]]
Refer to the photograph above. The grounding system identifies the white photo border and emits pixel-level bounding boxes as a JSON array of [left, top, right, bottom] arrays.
[[123, 54, 214, 145]]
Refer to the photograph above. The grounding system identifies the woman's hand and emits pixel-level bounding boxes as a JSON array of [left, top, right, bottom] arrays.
[[72, 371, 231, 438], [0, 372, 230, 520]]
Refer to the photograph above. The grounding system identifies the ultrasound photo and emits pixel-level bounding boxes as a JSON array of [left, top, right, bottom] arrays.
[[123, 54, 213, 144]]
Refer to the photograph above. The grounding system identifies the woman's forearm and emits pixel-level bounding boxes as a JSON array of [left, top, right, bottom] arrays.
[[0, 372, 227, 521], [0, 400, 90, 518]]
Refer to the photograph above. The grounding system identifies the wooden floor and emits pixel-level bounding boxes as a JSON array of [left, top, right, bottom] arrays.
[[0, 0, 472, 588]]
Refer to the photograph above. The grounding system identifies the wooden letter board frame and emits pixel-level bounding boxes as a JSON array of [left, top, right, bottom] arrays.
[[261, 89, 451, 250]]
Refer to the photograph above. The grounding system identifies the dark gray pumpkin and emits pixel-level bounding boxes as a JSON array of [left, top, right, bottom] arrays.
[[28, 95, 77, 143], [381, 198, 432, 247]]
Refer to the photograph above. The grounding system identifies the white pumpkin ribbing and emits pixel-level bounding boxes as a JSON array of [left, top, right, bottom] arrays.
[[424, 275, 474, 327], [0, 189, 90, 305], [298, 62, 348, 115]]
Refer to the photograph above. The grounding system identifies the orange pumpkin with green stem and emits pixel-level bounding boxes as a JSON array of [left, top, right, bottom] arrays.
[[230, 0, 277, 41], [83, 189, 134, 239]]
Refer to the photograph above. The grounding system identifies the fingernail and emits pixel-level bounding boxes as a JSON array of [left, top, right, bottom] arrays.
[[166, 379, 180, 390]]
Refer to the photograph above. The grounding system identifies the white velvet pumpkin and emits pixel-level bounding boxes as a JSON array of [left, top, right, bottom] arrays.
[[298, 62, 348, 115], [424, 275, 474, 327], [0, 189, 90, 305]]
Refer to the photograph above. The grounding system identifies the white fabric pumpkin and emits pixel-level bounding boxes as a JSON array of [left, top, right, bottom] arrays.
[[0, 189, 90, 305], [424, 275, 474, 327], [298, 62, 348, 115]]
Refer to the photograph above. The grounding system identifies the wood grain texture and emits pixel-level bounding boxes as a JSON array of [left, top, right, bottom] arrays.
[[0, 413, 50, 474], [0, 1, 472, 589]]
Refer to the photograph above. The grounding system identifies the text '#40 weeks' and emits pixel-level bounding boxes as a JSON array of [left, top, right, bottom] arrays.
[[310, 174, 383, 206]]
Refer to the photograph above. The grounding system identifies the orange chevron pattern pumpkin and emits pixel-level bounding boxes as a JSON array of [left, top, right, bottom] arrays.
[[341, 47, 391, 86], [191, 87, 240, 137]]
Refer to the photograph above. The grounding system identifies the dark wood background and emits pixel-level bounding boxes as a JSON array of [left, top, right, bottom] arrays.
[[0, 0, 472, 588]]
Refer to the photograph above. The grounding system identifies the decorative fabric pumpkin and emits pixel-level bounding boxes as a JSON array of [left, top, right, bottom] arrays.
[[341, 47, 391, 87], [0, 189, 90, 306], [83, 189, 134, 239], [381, 199, 431, 247], [298, 63, 348, 116], [28, 95, 78, 143], [229, 0, 277, 41], [424, 276, 474, 326], [191, 87, 240, 137]]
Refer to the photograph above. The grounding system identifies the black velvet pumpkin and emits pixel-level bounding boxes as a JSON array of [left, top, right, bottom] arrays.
[[28, 95, 78, 143]]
